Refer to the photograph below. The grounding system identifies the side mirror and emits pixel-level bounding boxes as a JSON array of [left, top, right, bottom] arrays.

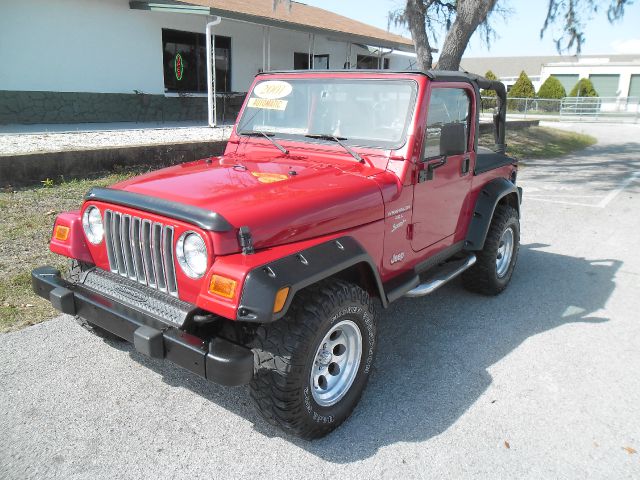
[[439, 123, 467, 156]]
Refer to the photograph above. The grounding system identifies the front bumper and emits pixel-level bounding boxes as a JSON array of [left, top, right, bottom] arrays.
[[31, 266, 253, 386]]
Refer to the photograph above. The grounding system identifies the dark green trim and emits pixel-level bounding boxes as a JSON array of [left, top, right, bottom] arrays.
[[0, 90, 243, 125]]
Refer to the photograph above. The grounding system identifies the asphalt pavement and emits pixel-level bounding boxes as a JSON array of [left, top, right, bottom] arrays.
[[1, 122, 639, 479]]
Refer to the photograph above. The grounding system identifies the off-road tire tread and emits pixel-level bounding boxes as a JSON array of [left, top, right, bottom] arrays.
[[463, 205, 519, 295], [249, 279, 376, 439]]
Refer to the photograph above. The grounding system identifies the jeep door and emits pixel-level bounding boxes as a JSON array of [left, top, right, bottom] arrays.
[[410, 84, 475, 251]]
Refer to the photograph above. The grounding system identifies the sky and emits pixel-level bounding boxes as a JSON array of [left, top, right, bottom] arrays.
[[301, 0, 640, 58]]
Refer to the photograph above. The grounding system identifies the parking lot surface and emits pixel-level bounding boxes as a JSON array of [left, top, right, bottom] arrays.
[[1, 123, 639, 479]]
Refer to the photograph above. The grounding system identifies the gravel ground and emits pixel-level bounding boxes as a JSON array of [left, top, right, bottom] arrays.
[[0, 124, 232, 156], [1, 123, 639, 478]]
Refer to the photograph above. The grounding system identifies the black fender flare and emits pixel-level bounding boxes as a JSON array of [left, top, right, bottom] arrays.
[[236, 236, 386, 323], [464, 178, 521, 251]]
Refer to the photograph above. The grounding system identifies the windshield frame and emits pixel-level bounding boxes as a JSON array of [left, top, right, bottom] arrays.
[[236, 77, 420, 151]]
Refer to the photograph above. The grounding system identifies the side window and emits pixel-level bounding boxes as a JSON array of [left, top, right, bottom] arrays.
[[423, 88, 471, 159]]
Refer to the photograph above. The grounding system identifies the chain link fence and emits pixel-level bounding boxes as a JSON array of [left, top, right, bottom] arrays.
[[480, 96, 640, 122]]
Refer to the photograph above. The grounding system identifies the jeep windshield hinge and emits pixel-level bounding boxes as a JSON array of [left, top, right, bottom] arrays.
[[238, 226, 255, 255]]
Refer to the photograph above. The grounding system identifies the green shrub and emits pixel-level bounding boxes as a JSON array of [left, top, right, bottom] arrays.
[[569, 78, 598, 97], [508, 71, 535, 111], [538, 76, 566, 99], [537, 76, 566, 112], [509, 71, 535, 98], [484, 70, 498, 80], [481, 70, 499, 110], [481, 70, 498, 97]]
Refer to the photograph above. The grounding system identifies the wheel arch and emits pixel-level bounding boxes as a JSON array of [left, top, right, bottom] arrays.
[[329, 260, 386, 306], [464, 177, 521, 251], [236, 237, 387, 323]]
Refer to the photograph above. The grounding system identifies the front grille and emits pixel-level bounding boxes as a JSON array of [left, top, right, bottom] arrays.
[[104, 210, 178, 296]]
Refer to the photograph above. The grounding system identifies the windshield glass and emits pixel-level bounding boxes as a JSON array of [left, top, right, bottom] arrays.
[[237, 78, 418, 149]]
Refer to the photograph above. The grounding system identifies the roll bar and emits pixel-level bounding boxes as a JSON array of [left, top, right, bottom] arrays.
[[474, 76, 507, 154]]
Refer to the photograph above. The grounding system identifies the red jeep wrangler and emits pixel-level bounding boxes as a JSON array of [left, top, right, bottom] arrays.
[[33, 70, 521, 439]]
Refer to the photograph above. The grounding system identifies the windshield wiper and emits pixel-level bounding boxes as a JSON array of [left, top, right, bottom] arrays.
[[304, 134, 365, 163], [240, 131, 289, 155]]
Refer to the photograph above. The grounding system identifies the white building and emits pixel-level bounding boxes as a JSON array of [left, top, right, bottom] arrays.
[[540, 57, 640, 98], [460, 54, 640, 98], [0, 0, 415, 125]]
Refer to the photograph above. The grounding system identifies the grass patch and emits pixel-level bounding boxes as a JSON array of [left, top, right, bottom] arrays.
[[479, 126, 597, 159], [0, 127, 597, 333], [0, 168, 151, 333], [0, 271, 56, 332]]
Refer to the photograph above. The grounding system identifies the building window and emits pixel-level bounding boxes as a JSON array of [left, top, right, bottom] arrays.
[[294, 53, 330, 69], [629, 74, 640, 98], [162, 29, 231, 93], [356, 55, 390, 69], [589, 74, 620, 97], [551, 74, 579, 94]]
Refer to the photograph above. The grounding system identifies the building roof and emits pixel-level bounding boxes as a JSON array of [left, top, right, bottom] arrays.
[[175, 0, 414, 51], [460, 54, 640, 79]]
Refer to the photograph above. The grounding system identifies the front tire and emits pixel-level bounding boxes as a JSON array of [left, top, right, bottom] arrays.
[[463, 204, 520, 295], [250, 279, 377, 439]]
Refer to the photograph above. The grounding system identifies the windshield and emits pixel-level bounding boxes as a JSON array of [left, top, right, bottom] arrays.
[[237, 78, 418, 149]]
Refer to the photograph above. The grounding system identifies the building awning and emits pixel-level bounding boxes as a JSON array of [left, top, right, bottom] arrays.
[[129, 0, 415, 52]]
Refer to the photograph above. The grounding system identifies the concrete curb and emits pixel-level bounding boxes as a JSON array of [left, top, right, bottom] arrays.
[[479, 119, 539, 133]]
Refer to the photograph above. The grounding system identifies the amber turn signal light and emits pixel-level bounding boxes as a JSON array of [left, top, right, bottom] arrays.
[[53, 225, 70, 242], [208, 275, 237, 299], [273, 287, 290, 313]]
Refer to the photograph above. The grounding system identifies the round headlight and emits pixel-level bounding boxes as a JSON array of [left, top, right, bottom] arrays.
[[176, 231, 208, 279], [82, 206, 104, 244]]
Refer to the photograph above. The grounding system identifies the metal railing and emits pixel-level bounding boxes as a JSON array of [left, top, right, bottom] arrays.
[[480, 96, 640, 122]]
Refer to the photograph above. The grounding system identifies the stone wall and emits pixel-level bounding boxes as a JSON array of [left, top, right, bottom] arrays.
[[0, 91, 245, 124]]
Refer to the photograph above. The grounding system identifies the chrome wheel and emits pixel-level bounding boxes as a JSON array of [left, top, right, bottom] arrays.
[[496, 226, 515, 278], [311, 320, 362, 407]]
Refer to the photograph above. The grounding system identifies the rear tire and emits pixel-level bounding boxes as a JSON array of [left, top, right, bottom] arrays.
[[250, 279, 377, 439], [463, 204, 519, 295]]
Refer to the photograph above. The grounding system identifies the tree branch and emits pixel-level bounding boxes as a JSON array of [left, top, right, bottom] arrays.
[[436, 0, 498, 70], [541, 0, 631, 54], [404, 0, 435, 70]]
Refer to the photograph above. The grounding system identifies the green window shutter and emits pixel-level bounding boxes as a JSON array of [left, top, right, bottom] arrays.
[[552, 74, 579, 94], [628, 75, 640, 98], [589, 74, 620, 97]]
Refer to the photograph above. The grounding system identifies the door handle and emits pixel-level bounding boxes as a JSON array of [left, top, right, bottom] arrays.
[[428, 157, 447, 170]]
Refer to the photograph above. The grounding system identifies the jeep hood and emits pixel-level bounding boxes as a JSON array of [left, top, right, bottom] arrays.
[[112, 153, 385, 249]]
